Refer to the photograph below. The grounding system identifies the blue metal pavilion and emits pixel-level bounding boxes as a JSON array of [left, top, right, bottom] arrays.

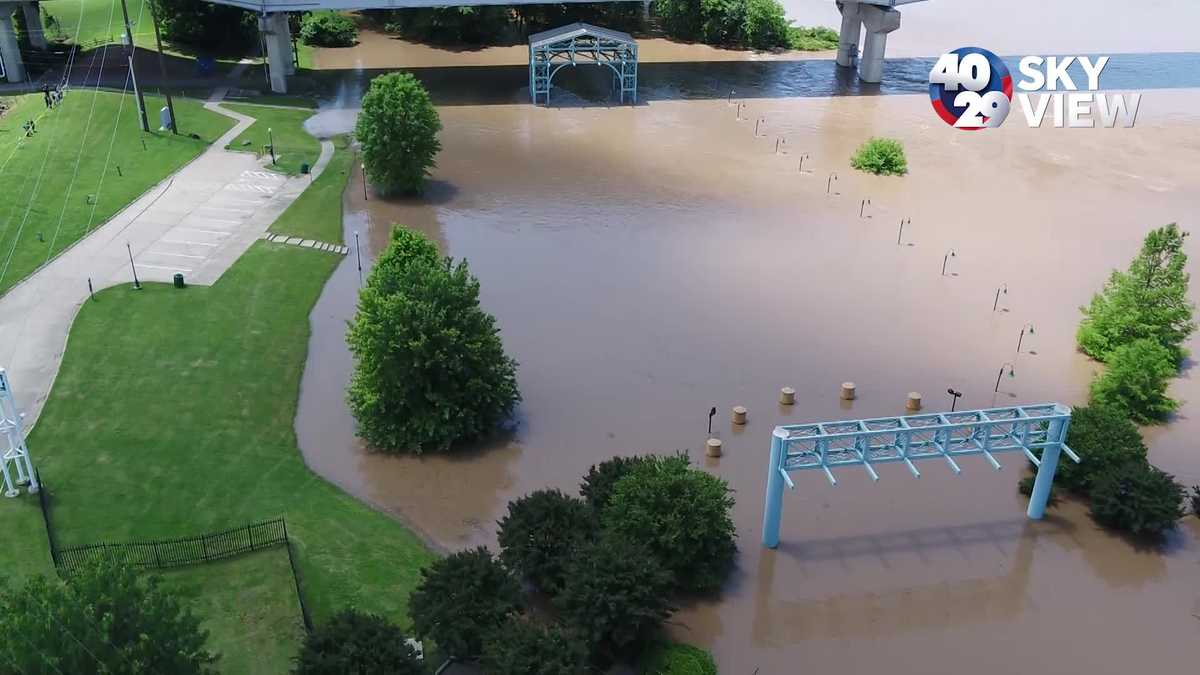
[[762, 403, 1080, 548], [528, 23, 638, 106]]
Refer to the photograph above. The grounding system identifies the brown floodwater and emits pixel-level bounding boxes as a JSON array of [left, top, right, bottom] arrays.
[[296, 85, 1200, 672]]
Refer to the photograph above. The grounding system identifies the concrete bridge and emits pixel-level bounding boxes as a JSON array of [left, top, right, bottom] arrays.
[[2, 0, 926, 93]]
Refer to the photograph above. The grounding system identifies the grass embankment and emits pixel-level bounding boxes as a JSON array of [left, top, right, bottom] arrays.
[[0, 91, 234, 297], [270, 137, 352, 244], [224, 103, 322, 176], [788, 26, 839, 51], [15, 241, 435, 670]]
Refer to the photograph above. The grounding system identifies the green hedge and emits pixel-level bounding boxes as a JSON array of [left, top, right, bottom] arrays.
[[641, 642, 718, 675]]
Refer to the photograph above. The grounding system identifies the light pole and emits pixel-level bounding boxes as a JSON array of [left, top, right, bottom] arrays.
[[827, 173, 837, 194], [994, 362, 1015, 392], [993, 283, 1008, 311], [859, 198, 871, 218], [354, 231, 362, 287], [946, 388, 963, 412], [126, 242, 141, 290], [897, 217, 909, 245], [797, 153, 809, 172], [707, 406, 717, 435], [267, 127, 276, 165], [1017, 323, 1035, 353], [942, 249, 957, 276]]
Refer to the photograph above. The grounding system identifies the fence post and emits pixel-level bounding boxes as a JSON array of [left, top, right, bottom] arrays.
[[247, 523, 255, 550]]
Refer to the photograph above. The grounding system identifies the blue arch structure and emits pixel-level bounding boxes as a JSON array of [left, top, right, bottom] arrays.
[[529, 22, 638, 106], [762, 403, 1080, 548]]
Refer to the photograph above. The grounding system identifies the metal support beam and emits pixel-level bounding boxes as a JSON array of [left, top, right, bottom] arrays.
[[529, 23, 637, 106], [0, 369, 38, 497], [762, 404, 1078, 548], [0, 8, 25, 83]]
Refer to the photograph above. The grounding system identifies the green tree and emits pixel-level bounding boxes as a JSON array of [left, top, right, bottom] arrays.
[[498, 489, 596, 594], [299, 11, 357, 47], [1089, 461, 1184, 536], [355, 73, 442, 195], [294, 608, 422, 675], [1078, 223, 1194, 364], [1089, 338, 1179, 424], [555, 535, 675, 659], [602, 454, 737, 594], [580, 454, 649, 513], [347, 228, 520, 453], [481, 619, 589, 675], [149, 0, 256, 48], [741, 0, 790, 49], [409, 547, 522, 660], [850, 137, 908, 176], [1054, 404, 1148, 494], [0, 562, 216, 674]]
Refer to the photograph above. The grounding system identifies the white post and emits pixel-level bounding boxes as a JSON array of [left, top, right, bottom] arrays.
[[262, 13, 289, 93], [0, 8, 26, 83], [835, 1, 861, 68], [858, 5, 901, 83], [21, 2, 45, 50]]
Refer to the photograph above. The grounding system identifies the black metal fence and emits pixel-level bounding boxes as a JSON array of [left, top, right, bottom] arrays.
[[54, 517, 289, 574]]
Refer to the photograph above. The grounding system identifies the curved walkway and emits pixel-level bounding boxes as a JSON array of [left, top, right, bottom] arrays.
[[0, 102, 335, 430]]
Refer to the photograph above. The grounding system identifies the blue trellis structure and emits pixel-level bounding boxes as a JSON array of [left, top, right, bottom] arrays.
[[762, 403, 1080, 548], [528, 22, 638, 106]]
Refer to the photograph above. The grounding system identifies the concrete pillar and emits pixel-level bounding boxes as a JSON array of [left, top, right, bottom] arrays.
[[21, 2, 45, 50], [858, 4, 901, 83], [0, 9, 25, 83], [262, 12, 288, 94], [762, 428, 788, 548], [835, 1, 861, 68], [277, 14, 295, 76]]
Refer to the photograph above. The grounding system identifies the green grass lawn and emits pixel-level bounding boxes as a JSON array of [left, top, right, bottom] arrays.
[[0, 90, 234, 297], [156, 550, 307, 673], [224, 103, 320, 176], [42, 0, 154, 48], [14, 241, 435, 667], [269, 137, 351, 244]]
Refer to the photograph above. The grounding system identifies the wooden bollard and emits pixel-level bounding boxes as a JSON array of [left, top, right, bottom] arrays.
[[732, 406, 748, 425], [706, 438, 724, 457], [906, 392, 922, 411], [780, 387, 796, 405], [841, 382, 856, 400]]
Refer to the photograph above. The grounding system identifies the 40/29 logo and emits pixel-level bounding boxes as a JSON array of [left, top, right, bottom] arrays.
[[929, 47, 1013, 130]]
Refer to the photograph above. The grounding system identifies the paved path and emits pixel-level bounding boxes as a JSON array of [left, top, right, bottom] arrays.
[[0, 102, 335, 430]]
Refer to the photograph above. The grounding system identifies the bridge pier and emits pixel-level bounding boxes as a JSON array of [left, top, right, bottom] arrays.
[[21, 2, 46, 50], [261, 12, 291, 93], [835, 1, 903, 84], [0, 5, 25, 82]]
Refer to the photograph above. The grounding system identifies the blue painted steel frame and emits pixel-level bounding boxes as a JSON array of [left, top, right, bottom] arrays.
[[762, 403, 1080, 548], [529, 29, 637, 106]]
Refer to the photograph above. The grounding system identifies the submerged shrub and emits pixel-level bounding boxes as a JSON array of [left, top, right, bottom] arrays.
[[641, 642, 718, 675], [850, 137, 908, 175], [409, 547, 522, 660], [787, 25, 839, 51], [1088, 338, 1179, 424], [580, 454, 650, 513], [602, 454, 737, 594], [1055, 404, 1148, 495], [1089, 461, 1184, 536], [497, 489, 596, 594]]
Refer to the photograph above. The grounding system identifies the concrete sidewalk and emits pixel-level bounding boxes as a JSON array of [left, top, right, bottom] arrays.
[[0, 101, 334, 430]]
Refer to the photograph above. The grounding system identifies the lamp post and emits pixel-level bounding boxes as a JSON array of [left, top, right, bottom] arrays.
[[946, 388, 963, 412], [354, 231, 363, 287], [994, 362, 1015, 392], [798, 153, 809, 172], [993, 283, 1008, 311], [267, 127, 276, 165], [126, 242, 141, 290], [942, 249, 957, 276], [859, 198, 870, 218], [1017, 323, 1035, 353], [897, 217, 909, 245], [827, 173, 837, 194], [708, 406, 717, 435]]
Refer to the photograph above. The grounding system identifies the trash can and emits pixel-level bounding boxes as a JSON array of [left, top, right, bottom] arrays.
[[173, 273, 186, 289], [300, 163, 310, 175]]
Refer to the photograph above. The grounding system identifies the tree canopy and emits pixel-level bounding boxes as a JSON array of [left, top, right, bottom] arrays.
[[355, 73, 442, 195]]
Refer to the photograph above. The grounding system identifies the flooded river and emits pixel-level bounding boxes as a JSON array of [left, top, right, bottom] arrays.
[[297, 6, 1200, 671]]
